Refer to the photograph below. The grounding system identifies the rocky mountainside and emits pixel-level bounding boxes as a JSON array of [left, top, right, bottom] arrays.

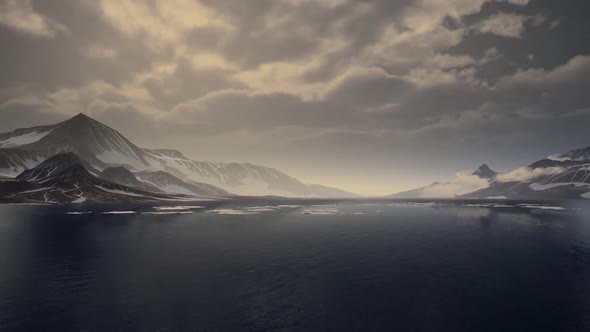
[[99, 167, 163, 194], [135, 170, 229, 197], [0, 113, 358, 198], [471, 164, 497, 179], [0, 153, 188, 204]]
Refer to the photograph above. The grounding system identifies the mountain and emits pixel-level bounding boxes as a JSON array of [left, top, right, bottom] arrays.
[[99, 167, 163, 194], [0, 113, 358, 198], [0, 153, 188, 204], [388, 182, 441, 199], [389, 146, 590, 200], [389, 164, 496, 198], [135, 170, 229, 197], [464, 147, 590, 200], [471, 164, 497, 179]]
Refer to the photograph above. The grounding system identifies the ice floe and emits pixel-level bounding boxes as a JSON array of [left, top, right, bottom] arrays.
[[301, 207, 340, 215], [142, 211, 195, 215], [154, 205, 205, 211], [101, 211, 137, 215], [206, 209, 259, 215]]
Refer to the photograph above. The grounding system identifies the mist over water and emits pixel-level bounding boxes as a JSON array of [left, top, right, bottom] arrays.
[[1, 200, 589, 331]]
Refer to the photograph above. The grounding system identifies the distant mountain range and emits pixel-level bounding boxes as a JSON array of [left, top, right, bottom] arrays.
[[464, 147, 590, 200], [0, 113, 358, 203], [390, 148, 590, 200], [3, 113, 589, 203]]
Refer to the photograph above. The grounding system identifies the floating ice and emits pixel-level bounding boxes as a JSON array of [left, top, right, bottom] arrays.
[[154, 205, 205, 211], [244, 206, 279, 212], [101, 211, 137, 215], [301, 208, 340, 215], [142, 211, 195, 215], [520, 205, 567, 211], [206, 209, 259, 215]]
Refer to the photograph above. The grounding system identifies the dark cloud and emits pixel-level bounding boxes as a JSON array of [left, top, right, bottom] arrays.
[[450, 0, 590, 81]]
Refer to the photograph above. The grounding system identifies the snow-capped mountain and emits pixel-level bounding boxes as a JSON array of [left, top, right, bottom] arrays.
[[465, 147, 590, 199], [0, 113, 358, 198], [0, 153, 187, 204], [389, 164, 496, 198]]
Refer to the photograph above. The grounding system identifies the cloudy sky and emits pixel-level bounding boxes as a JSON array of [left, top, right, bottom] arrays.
[[0, 0, 589, 195]]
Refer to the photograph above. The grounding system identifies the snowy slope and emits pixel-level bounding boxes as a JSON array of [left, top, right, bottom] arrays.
[[135, 170, 229, 197], [0, 153, 189, 204], [0, 114, 358, 197], [465, 147, 590, 199], [99, 167, 164, 194]]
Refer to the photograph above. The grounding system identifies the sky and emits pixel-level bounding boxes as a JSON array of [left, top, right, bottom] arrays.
[[0, 0, 589, 196]]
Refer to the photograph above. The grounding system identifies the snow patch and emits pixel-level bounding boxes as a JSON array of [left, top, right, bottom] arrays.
[[530, 182, 590, 191], [67, 211, 92, 215], [0, 130, 52, 148], [72, 196, 87, 203]]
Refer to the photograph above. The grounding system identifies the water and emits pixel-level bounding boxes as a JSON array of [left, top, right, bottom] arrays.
[[0, 200, 589, 331]]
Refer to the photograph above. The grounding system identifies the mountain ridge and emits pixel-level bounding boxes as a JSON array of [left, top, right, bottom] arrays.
[[0, 113, 358, 198], [0, 153, 190, 204]]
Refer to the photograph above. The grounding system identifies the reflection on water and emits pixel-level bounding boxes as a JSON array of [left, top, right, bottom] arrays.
[[0, 200, 589, 332]]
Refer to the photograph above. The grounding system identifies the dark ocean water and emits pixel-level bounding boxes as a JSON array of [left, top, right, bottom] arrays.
[[0, 200, 589, 332]]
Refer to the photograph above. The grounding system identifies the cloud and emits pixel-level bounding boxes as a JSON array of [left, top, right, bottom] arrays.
[[420, 172, 490, 198], [496, 167, 566, 183], [98, 0, 231, 50], [84, 45, 117, 60], [0, 0, 67, 38], [470, 12, 545, 38]]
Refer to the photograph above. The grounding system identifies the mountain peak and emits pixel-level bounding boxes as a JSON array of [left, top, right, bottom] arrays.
[[65, 113, 99, 125], [472, 164, 497, 179], [73, 112, 90, 119], [16, 152, 87, 182]]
